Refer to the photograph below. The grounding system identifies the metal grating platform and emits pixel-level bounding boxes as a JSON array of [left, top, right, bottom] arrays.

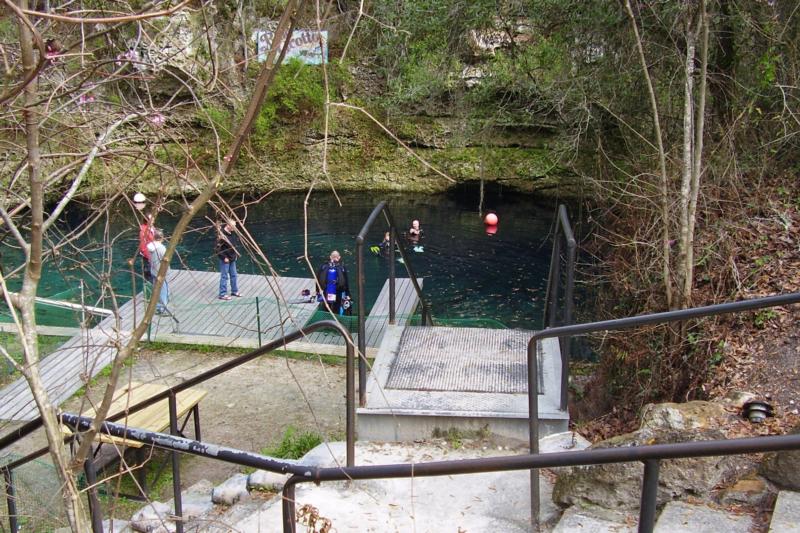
[[385, 327, 543, 394]]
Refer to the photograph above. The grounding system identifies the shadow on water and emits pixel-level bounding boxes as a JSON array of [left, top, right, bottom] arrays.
[[3, 185, 563, 330]]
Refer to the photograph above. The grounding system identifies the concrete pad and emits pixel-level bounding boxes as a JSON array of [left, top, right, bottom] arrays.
[[769, 491, 800, 533], [233, 440, 570, 532], [539, 431, 591, 453], [654, 501, 753, 533], [358, 326, 567, 441]]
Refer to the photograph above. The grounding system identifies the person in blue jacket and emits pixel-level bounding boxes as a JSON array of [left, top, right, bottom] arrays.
[[316, 250, 351, 314]]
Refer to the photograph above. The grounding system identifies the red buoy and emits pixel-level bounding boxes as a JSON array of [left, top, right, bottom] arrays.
[[484, 213, 498, 225]]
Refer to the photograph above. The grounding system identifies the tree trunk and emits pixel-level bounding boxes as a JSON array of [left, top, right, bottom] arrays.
[[624, 0, 674, 310], [16, 0, 90, 529], [678, 7, 698, 310], [684, 0, 710, 307]]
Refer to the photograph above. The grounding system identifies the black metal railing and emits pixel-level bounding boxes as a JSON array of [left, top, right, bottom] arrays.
[[0, 320, 354, 533], [59, 410, 800, 533], [355, 201, 432, 405], [31, 291, 799, 533], [527, 290, 800, 530], [542, 204, 577, 411]]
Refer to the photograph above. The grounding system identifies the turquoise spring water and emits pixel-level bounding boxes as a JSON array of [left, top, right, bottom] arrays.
[[1, 185, 559, 330]]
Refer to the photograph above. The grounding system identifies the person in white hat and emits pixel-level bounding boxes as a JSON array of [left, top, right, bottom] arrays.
[[133, 192, 146, 211]]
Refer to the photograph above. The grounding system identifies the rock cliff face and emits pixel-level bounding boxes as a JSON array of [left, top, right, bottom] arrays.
[[119, 11, 581, 198], [220, 114, 578, 196]]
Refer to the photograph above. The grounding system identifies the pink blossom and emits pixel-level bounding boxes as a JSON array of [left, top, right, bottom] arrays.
[[148, 113, 166, 127]]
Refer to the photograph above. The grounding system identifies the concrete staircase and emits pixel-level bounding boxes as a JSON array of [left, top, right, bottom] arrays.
[[357, 325, 568, 442], [101, 439, 800, 532]]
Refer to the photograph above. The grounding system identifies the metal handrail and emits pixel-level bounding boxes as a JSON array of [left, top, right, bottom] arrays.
[[527, 290, 800, 530], [0, 320, 355, 533], [57, 412, 800, 533], [542, 204, 577, 410], [355, 201, 432, 405]]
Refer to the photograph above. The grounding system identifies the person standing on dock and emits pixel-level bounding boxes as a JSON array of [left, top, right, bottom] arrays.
[[137, 211, 155, 282], [146, 229, 170, 315], [316, 250, 350, 315], [216, 219, 241, 300]]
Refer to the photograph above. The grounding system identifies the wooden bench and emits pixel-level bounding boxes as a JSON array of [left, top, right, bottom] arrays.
[[63, 381, 207, 497], [64, 381, 207, 448]]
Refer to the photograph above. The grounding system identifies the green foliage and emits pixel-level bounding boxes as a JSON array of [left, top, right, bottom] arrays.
[[757, 47, 780, 90], [197, 104, 234, 141], [251, 59, 326, 149], [754, 309, 778, 329], [754, 255, 772, 268], [710, 341, 725, 367], [432, 427, 464, 448], [262, 426, 323, 459]]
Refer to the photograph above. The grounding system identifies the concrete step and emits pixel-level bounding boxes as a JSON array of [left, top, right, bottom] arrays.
[[125, 470, 288, 533], [358, 325, 568, 441], [769, 491, 800, 532], [551, 506, 636, 533], [232, 434, 588, 532], [129, 480, 215, 532], [56, 519, 133, 533], [653, 501, 753, 533]]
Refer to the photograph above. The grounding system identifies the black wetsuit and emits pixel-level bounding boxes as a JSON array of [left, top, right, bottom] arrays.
[[316, 260, 350, 314]]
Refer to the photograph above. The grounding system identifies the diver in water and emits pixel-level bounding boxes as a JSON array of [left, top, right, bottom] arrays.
[[316, 250, 351, 314], [379, 231, 391, 255], [369, 231, 391, 256], [407, 220, 423, 242], [407, 220, 424, 252]]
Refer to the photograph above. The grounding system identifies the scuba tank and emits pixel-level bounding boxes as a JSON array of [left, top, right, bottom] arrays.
[[325, 262, 338, 303]]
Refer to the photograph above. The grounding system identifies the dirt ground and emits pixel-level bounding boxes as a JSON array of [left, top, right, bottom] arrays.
[[4, 346, 348, 495], [115, 347, 348, 488]]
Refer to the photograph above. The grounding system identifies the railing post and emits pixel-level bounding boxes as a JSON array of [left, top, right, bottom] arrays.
[[546, 228, 562, 329], [80, 279, 87, 329], [356, 238, 367, 407], [346, 336, 355, 467], [282, 477, 299, 533], [83, 455, 105, 533], [559, 205, 577, 411], [256, 297, 262, 346], [638, 459, 660, 533], [168, 392, 184, 533], [3, 467, 18, 533], [389, 228, 396, 325], [527, 338, 540, 531]]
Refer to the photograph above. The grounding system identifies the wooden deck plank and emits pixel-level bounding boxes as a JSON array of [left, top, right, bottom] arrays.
[[365, 279, 421, 348], [0, 331, 111, 415], [0, 269, 421, 422]]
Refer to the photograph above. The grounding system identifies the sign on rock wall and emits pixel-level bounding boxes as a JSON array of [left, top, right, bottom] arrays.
[[252, 30, 328, 65]]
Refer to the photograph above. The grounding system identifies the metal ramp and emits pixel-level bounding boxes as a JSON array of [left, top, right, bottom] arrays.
[[357, 325, 568, 442]]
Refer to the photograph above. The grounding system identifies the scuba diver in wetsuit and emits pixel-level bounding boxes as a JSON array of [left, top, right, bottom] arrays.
[[316, 250, 351, 315], [370, 231, 392, 257]]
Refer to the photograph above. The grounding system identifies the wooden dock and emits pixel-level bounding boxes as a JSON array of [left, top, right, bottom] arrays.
[[0, 269, 421, 422]]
